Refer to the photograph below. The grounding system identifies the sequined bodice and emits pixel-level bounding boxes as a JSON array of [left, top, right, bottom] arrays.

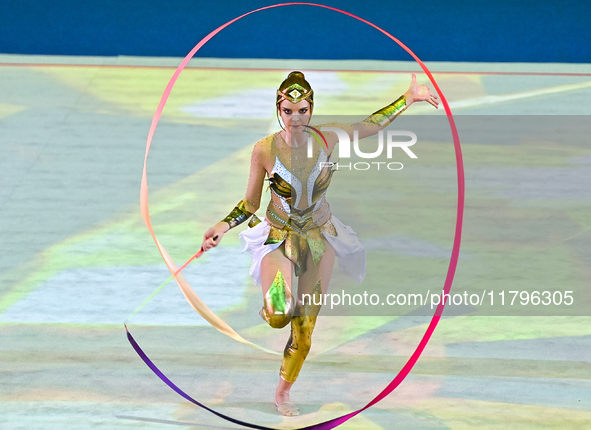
[[269, 154, 332, 210]]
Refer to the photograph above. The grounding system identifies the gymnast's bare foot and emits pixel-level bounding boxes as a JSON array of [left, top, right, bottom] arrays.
[[275, 379, 300, 416]]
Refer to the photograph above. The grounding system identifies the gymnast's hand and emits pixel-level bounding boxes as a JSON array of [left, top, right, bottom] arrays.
[[201, 222, 229, 251], [405, 73, 439, 109]]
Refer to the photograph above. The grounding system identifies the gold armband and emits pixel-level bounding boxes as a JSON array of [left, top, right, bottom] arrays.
[[363, 95, 407, 127], [222, 200, 253, 229]]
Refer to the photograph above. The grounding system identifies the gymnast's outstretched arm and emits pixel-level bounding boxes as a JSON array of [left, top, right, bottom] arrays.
[[319, 74, 439, 153]]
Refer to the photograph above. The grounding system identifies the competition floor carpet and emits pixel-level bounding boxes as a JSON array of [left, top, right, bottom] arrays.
[[1, 55, 590, 429]]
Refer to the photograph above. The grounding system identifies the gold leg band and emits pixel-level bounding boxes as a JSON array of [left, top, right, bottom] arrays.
[[280, 279, 322, 383]]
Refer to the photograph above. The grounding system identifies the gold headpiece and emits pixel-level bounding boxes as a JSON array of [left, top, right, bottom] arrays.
[[277, 83, 314, 105]]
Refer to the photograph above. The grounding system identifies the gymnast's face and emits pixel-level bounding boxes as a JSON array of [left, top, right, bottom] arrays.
[[278, 100, 311, 131]]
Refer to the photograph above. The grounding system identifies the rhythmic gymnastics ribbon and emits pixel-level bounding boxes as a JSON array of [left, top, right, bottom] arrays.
[[125, 237, 220, 323], [130, 2, 464, 429]]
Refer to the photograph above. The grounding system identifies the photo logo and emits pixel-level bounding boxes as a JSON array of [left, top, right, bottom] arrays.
[[319, 127, 417, 159], [303, 125, 417, 171]]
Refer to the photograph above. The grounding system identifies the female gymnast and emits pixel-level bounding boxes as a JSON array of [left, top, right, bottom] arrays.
[[201, 71, 438, 416]]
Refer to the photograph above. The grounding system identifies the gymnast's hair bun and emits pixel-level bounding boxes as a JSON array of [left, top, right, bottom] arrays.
[[287, 71, 306, 80]]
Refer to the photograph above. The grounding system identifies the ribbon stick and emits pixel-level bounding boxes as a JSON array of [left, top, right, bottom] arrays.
[[132, 2, 464, 429]]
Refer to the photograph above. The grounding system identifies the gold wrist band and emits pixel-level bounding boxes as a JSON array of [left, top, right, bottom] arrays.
[[363, 95, 407, 127], [222, 199, 253, 229]]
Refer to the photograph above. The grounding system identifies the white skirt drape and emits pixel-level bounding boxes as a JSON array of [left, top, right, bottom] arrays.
[[239, 216, 366, 287]]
